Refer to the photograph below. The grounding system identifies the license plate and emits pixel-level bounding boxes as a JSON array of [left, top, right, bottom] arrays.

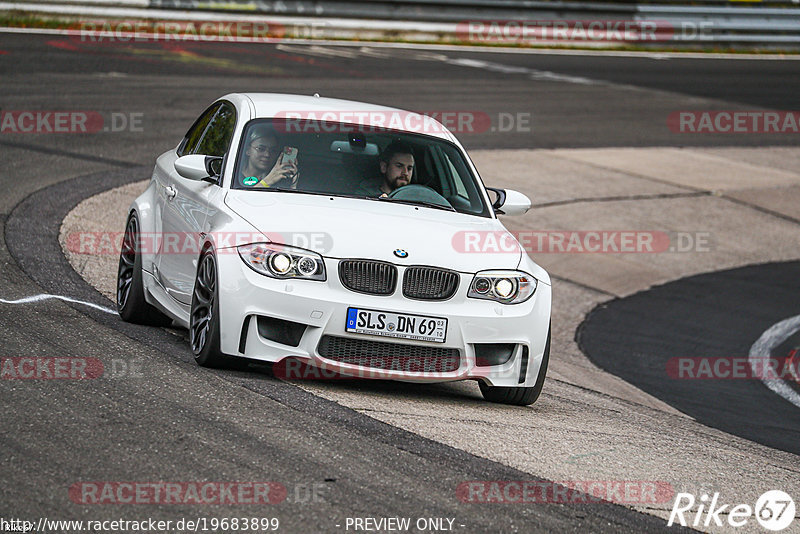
[[346, 308, 447, 343]]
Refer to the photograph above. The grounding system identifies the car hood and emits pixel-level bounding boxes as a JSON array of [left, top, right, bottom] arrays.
[[224, 191, 524, 274]]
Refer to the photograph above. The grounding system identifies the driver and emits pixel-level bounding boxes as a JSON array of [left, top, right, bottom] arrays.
[[239, 125, 299, 189], [355, 141, 414, 197]]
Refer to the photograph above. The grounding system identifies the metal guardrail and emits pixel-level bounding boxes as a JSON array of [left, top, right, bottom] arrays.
[[150, 0, 639, 19], [1, 0, 798, 46], [150, 0, 800, 10], [635, 5, 800, 43], [142, 0, 800, 45]]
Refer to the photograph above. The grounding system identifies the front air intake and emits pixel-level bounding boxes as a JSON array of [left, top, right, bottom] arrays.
[[317, 335, 460, 373]]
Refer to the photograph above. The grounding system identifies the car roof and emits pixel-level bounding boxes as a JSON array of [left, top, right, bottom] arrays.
[[228, 92, 455, 142]]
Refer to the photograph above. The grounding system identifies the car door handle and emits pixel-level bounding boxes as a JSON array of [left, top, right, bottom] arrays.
[[165, 186, 177, 201]]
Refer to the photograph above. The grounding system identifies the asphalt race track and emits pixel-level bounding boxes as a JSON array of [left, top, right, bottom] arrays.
[[579, 261, 800, 455], [4, 165, 680, 533], [2, 32, 800, 533]]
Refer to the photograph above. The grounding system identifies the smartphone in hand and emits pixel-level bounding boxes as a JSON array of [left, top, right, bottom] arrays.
[[282, 146, 298, 164]]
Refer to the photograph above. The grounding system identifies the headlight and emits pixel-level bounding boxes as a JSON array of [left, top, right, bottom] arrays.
[[238, 243, 326, 281], [468, 271, 536, 304]]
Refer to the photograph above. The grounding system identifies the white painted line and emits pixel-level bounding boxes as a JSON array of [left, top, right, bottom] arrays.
[[748, 313, 800, 409], [276, 44, 358, 58], [0, 294, 117, 314], [446, 56, 599, 85], [790, 349, 800, 384]]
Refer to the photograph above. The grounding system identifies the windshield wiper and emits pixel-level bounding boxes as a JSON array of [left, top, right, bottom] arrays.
[[373, 196, 456, 212]]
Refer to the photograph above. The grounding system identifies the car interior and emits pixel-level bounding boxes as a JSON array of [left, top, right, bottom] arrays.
[[233, 120, 490, 217]]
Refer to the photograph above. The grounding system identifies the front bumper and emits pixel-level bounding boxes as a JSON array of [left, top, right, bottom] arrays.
[[216, 251, 551, 387]]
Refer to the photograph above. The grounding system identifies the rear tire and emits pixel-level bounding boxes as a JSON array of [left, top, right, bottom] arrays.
[[479, 326, 550, 406], [190, 248, 232, 368], [116, 213, 172, 326]]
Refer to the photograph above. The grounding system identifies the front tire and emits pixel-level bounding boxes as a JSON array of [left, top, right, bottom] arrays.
[[116, 213, 172, 326], [479, 326, 550, 406], [190, 248, 231, 368]]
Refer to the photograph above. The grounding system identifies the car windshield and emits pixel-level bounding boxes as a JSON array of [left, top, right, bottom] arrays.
[[232, 118, 490, 217]]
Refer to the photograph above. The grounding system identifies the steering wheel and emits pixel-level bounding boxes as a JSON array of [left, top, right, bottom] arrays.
[[387, 184, 452, 209]]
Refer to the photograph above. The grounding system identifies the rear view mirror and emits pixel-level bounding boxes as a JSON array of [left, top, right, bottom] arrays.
[[330, 140, 379, 156]]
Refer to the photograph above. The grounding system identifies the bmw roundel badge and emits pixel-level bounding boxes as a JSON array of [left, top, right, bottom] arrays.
[[393, 249, 408, 258]]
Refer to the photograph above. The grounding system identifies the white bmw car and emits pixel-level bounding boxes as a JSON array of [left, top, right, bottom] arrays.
[[116, 93, 552, 405]]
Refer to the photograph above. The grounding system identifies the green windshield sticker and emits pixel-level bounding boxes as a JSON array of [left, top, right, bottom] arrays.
[[243, 176, 258, 186]]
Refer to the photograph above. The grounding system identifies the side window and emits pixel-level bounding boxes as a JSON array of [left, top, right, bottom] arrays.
[[446, 156, 469, 198], [177, 103, 220, 157], [427, 145, 459, 197], [194, 103, 237, 157], [436, 145, 486, 216]]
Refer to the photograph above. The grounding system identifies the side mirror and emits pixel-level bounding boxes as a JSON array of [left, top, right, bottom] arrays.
[[486, 187, 531, 216], [174, 155, 223, 183]]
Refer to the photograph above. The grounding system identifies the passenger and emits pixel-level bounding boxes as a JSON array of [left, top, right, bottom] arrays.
[[355, 141, 415, 197], [239, 125, 299, 188]]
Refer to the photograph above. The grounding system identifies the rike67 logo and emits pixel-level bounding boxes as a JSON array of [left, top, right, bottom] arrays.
[[668, 490, 795, 531]]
